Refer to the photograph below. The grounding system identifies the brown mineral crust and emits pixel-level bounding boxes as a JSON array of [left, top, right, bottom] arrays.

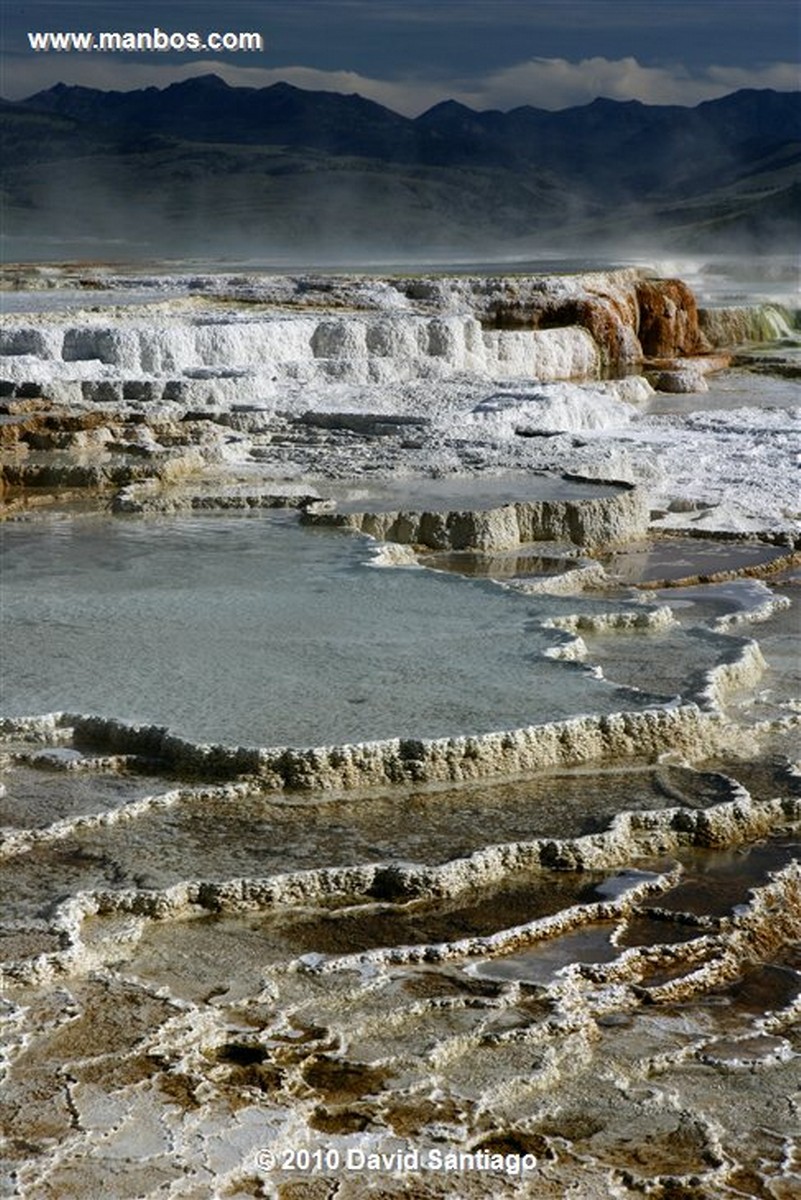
[[0, 395, 56, 415], [0, 408, 120, 448], [635, 278, 711, 358], [486, 289, 641, 367], [539, 294, 641, 366], [473, 276, 718, 368], [0, 418, 32, 448], [300, 1056, 390, 1103], [309, 1104, 374, 1134]]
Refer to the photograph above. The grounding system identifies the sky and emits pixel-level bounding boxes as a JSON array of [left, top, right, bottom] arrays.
[[1, 0, 799, 113]]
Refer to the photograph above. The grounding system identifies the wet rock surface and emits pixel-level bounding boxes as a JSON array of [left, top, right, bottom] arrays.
[[1, 729, 799, 1198], [2, 266, 798, 538], [301, 484, 649, 553], [634, 278, 710, 358], [1, 265, 799, 1197], [1, 560, 798, 1195]]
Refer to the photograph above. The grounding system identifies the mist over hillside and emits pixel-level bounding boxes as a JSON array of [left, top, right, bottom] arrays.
[[2, 76, 799, 261]]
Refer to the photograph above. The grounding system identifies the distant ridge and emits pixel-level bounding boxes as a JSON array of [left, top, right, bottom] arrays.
[[3, 78, 799, 256]]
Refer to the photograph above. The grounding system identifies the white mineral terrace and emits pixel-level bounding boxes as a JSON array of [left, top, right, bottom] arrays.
[[0, 264, 799, 1199], [0, 310, 602, 386], [2, 266, 798, 534]]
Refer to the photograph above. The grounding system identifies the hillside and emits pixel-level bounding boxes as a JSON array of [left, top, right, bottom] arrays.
[[2, 78, 798, 259]]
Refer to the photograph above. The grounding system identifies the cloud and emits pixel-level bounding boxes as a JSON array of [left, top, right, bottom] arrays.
[[3, 52, 798, 114], [1, 54, 448, 112], [462, 56, 801, 111], [705, 62, 801, 92]]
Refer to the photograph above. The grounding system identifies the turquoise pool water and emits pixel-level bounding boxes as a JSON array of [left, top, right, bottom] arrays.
[[1, 512, 653, 747]]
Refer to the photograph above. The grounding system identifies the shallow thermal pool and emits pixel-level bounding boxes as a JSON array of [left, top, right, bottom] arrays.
[[0, 512, 666, 747], [329, 472, 624, 512]]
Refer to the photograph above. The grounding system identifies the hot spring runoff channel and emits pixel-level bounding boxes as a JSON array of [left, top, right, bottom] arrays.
[[1, 512, 657, 748]]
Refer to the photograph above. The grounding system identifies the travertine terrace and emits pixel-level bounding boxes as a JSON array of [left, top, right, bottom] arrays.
[[1, 263, 799, 1197]]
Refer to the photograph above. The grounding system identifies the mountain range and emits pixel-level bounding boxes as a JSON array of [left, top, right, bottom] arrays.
[[2, 75, 799, 260]]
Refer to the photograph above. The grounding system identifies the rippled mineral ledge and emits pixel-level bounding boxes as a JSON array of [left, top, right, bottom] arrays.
[[300, 482, 649, 553], [2, 265, 799, 536], [1, 264, 799, 1199]]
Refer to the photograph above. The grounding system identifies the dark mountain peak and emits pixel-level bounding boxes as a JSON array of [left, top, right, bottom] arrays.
[[263, 81, 408, 130], [698, 86, 799, 113], [584, 95, 646, 109], [165, 74, 233, 93], [28, 81, 97, 103], [416, 99, 478, 122], [11, 78, 800, 192], [505, 103, 549, 120], [25, 80, 160, 107], [4, 76, 798, 253], [264, 79, 344, 103], [703, 87, 780, 102], [266, 81, 303, 95]]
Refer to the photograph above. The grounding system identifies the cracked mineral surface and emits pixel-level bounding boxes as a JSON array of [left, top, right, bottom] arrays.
[[1, 261, 799, 1197]]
